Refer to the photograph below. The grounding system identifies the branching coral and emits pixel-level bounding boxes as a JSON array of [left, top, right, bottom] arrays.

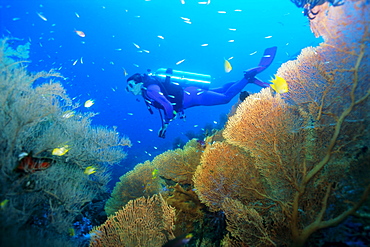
[[90, 194, 176, 247]]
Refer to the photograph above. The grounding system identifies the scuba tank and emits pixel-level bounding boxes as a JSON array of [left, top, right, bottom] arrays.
[[155, 68, 211, 89]]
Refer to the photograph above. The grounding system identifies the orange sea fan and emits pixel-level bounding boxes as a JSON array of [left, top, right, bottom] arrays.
[[90, 194, 176, 247], [153, 139, 202, 185], [105, 160, 162, 216], [193, 141, 263, 212]]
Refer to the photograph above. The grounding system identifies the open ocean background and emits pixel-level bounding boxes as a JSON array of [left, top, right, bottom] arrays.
[[0, 0, 321, 187]]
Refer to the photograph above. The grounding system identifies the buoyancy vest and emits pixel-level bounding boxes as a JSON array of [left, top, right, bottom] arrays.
[[141, 74, 184, 115]]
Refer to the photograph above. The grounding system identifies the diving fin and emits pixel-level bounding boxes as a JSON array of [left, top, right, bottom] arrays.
[[244, 46, 277, 75], [244, 46, 277, 87]]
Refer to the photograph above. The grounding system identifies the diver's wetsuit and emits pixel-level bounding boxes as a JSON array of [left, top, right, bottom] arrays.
[[144, 46, 277, 124]]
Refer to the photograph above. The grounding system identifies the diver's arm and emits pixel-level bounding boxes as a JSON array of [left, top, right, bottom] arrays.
[[146, 84, 174, 123]]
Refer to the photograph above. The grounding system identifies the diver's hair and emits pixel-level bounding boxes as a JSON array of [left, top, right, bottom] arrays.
[[127, 73, 143, 83]]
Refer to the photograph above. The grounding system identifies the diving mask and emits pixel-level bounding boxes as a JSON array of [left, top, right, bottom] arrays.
[[126, 80, 143, 95]]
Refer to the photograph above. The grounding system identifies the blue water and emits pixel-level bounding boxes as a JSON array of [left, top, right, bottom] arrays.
[[0, 0, 320, 183]]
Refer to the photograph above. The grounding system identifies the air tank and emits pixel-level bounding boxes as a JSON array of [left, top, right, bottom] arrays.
[[155, 68, 211, 89]]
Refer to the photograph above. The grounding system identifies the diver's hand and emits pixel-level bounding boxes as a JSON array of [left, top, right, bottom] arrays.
[[158, 124, 169, 138], [178, 112, 186, 121]]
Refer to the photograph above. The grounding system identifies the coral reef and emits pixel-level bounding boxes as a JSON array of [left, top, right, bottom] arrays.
[[152, 139, 203, 185], [92, 1, 369, 246], [90, 194, 176, 247], [218, 1, 370, 246], [104, 160, 163, 216], [193, 142, 263, 212], [166, 183, 205, 235], [0, 38, 130, 246]]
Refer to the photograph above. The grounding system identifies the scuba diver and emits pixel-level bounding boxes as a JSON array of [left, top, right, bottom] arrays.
[[126, 46, 277, 138]]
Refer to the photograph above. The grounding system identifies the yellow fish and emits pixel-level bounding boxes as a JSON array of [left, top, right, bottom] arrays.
[[152, 169, 159, 179], [270, 75, 289, 94], [84, 99, 95, 108], [224, 58, 232, 73], [52, 145, 70, 156], [68, 227, 75, 236], [1, 199, 9, 209], [84, 166, 97, 175], [62, 110, 75, 119]]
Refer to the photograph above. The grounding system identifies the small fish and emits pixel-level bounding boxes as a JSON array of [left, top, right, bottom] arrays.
[[84, 99, 95, 108], [224, 58, 232, 73], [157, 35, 164, 39], [68, 227, 75, 236], [180, 17, 190, 21], [201, 44, 208, 46], [142, 49, 150, 53], [62, 110, 75, 118], [152, 169, 159, 179], [52, 145, 70, 156], [75, 12, 80, 18], [228, 28, 236, 31], [127, 113, 134, 116], [176, 59, 186, 65], [84, 166, 96, 175], [228, 40, 234, 42], [122, 67, 128, 76], [250, 51, 257, 55], [74, 30, 86, 37], [0, 199, 9, 209], [162, 233, 193, 247], [72, 59, 78, 66], [270, 75, 289, 94], [37, 12, 48, 21], [265, 35, 273, 39], [80, 57, 83, 64], [133, 42, 140, 49], [218, 11, 226, 13]]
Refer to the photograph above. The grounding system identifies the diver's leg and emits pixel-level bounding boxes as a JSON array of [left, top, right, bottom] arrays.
[[184, 78, 250, 108], [210, 82, 234, 93]]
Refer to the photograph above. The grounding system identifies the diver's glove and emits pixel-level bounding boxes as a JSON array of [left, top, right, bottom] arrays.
[[158, 123, 169, 139]]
